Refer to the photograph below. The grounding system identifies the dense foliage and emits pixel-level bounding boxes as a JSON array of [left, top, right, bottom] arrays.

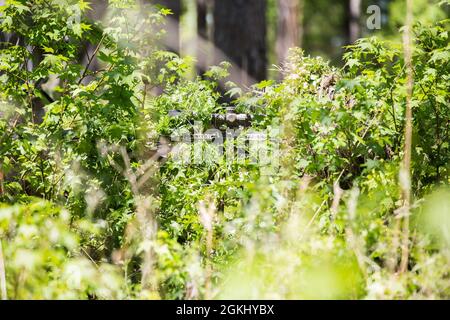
[[0, 0, 449, 299]]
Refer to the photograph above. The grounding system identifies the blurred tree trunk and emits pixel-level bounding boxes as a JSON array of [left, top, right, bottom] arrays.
[[196, 0, 211, 74], [197, 0, 209, 40], [154, 0, 182, 53], [276, 0, 304, 64], [213, 0, 267, 85], [347, 0, 361, 44]]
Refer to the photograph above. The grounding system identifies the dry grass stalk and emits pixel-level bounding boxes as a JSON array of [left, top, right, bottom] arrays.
[[398, 0, 414, 274], [199, 199, 216, 300], [0, 240, 7, 300]]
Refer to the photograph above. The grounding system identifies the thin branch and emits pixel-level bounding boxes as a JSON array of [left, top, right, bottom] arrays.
[[81, 247, 100, 269], [304, 199, 327, 231], [78, 34, 106, 85]]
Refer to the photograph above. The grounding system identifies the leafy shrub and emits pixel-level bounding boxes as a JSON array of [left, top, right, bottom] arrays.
[[0, 200, 125, 299]]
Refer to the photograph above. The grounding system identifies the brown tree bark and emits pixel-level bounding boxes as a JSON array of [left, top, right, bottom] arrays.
[[276, 0, 304, 64], [213, 0, 267, 85]]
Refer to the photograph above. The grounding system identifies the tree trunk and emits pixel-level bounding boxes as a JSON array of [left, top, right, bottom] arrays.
[[213, 0, 267, 85], [276, 0, 304, 65], [197, 0, 209, 40], [154, 0, 182, 53], [196, 0, 212, 74], [347, 0, 361, 44]]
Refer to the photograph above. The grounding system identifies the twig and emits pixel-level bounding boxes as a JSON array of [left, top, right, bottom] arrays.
[[81, 247, 100, 269], [305, 199, 327, 231], [78, 34, 106, 85]]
